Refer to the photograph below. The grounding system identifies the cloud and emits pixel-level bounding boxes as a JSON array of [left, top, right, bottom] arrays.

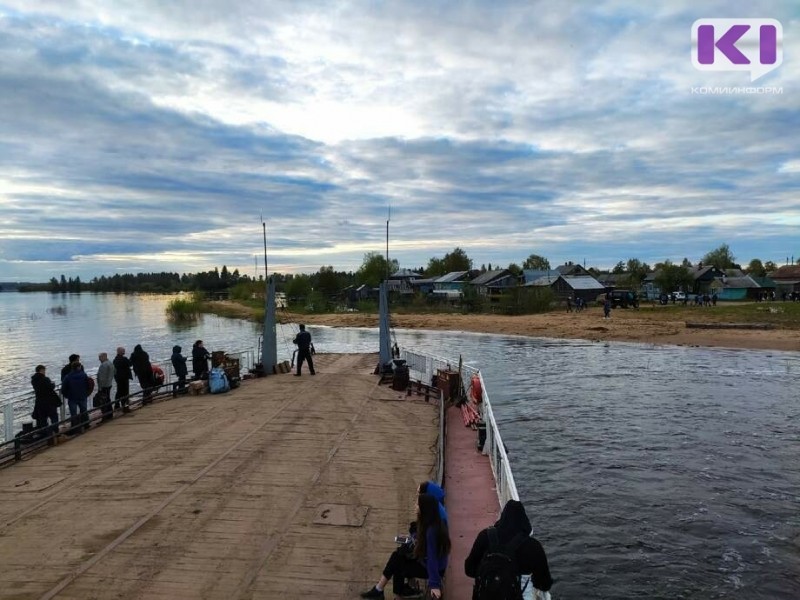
[[0, 0, 799, 282]]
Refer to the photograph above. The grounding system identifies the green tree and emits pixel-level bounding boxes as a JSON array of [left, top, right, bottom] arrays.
[[285, 274, 312, 303], [612, 261, 626, 274], [626, 258, 650, 286], [507, 263, 522, 277], [442, 247, 472, 273], [703, 244, 736, 270], [745, 258, 766, 278], [681, 257, 693, 268], [356, 252, 398, 287], [522, 254, 550, 270], [425, 257, 446, 277], [316, 266, 340, 298], [654, 261, 693, 294], [764, 260, 777, 273]]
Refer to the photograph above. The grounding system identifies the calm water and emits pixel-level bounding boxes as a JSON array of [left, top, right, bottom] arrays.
[[1, 292, 799, 599]]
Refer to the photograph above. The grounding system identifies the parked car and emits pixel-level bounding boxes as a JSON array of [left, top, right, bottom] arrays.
[[672, 291, 686, 301]]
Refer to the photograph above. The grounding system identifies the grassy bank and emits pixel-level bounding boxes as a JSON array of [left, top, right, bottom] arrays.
[[627, 301, 800, 329]]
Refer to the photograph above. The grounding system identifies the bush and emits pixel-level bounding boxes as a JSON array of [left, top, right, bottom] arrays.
[[166, 296, 201, 321]]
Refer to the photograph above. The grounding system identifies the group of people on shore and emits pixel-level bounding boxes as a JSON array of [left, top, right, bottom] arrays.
[[30, 340, 213, 436], [360, 480, 552, 600]]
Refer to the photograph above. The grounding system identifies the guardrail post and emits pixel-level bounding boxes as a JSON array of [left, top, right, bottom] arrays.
[[3, 403, 13, 444]]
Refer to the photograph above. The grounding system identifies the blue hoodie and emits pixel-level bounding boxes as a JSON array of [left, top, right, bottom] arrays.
[[422, 480, 448, 523]]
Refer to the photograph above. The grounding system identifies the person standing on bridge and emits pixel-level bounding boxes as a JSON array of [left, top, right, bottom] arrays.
[[293, 324, 315, 376], [97, 352, 115, 422], [192, 340, 211, 380], [113, 347, 133, 413], [31, 365, 61, 436], [131, 344, 155, 405]]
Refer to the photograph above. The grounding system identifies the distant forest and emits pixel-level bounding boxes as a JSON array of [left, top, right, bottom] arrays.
[[19, 266, 252, 293]]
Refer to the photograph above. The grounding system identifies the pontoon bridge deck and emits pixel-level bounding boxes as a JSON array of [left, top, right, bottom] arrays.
[[0, 353, 446, 599]]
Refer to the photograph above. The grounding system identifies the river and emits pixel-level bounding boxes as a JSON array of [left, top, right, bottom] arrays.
[[1, 292, 798, 599]]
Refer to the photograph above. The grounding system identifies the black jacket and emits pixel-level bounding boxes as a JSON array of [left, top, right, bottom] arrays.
[[293, 330, 312, 350], [113, 354, 133, 382], [171, 346, 188, 378], [192, 344, 210, 375], [31, 372, 60, 418], [130, 345, 154, 386], [464, 500, 553, 592]]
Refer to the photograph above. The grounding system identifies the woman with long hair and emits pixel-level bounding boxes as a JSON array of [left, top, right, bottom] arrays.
[[361, 492, 451, 599]]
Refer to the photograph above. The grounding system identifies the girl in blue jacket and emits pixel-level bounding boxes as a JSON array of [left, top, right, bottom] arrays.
[[361, 493, 451, 599]]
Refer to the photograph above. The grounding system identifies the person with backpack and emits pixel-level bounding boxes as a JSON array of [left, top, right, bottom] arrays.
[[360, 493, 450, 599], [465, 499, 553, 600]]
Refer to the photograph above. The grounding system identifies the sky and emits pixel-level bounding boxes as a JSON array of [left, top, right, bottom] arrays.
[[1, 1, 799, 282]]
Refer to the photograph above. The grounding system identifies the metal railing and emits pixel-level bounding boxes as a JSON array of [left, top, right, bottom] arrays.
[[0, 349, 256, 444], [402, 349, 551, 600]]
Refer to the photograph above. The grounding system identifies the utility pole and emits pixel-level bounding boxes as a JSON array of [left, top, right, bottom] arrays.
[[386, 205, 391, 281]]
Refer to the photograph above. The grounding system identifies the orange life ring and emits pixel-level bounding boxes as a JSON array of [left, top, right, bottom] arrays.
[[470, 374, 482, 403], [152, 365, 165, 385]]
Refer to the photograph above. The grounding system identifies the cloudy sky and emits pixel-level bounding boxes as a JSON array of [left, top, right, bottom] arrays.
[[1, 1, 798, 281]]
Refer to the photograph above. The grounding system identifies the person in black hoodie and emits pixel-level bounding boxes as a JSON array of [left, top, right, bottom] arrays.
[[192, 340, 210, 380], [465, 499, 553, 597], [113, 347, 134, 413], [171, 345, 188, 396], [31, 365, 61, 436], [130, 344, 155, 405]]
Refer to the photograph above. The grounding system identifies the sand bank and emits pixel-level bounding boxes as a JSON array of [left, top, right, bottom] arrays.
[[210, 302, 799, 353]]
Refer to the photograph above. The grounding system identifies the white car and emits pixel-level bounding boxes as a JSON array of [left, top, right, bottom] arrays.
[[672, 291, 686, 301]]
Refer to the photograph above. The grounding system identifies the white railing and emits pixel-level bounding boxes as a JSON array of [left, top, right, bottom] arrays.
[[402, 349, 551, 600], [403, 350, 520, 507]]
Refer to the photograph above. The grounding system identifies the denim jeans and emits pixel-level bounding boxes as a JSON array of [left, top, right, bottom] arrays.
[[68, 397, 89, 431]]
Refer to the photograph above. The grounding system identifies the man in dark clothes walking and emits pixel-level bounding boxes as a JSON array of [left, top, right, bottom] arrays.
[[113, 347, 134, 413], [293, 324, 315, 376]]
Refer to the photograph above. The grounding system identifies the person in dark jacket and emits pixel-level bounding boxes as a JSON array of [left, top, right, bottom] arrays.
[[61, 353, 79, 382], [292, 324, 315, 376], [61, 361, 91, 434], [192, 340, 210, 380], [171, 345, 188, 396], [31, 365, 61, 436], [465, 499, 553, 596], [130, 344, 155, 404], [113, 347, 134, 413]]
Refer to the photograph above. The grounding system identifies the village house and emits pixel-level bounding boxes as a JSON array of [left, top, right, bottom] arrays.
[[769, 265, 800, 297], [469, 269, 518, 302]]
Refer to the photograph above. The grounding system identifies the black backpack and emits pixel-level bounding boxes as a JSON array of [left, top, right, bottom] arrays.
[[473, 527, 527, 600]]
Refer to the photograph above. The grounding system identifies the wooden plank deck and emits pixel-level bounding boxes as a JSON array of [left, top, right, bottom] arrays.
[[0, 353, 441, 600]]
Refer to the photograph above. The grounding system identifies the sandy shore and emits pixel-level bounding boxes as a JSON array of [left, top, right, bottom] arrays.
[[210, 302, 800, 353]]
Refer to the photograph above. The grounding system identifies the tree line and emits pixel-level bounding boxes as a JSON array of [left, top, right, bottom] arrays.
[[17, 243, 794, 297]]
